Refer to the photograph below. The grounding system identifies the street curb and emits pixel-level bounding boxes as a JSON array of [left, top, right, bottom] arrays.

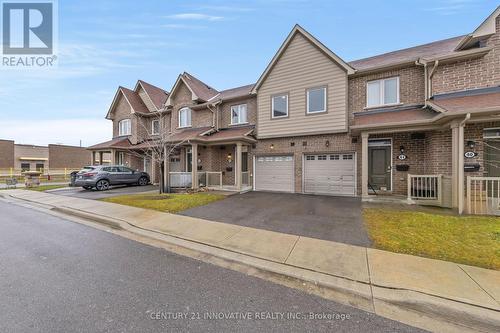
[[46, 203, 500, 333], [5, 193, 499, 333]]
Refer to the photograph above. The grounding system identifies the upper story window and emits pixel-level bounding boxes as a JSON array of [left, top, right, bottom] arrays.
[[231, 104, 247, 125], [307, 86, 327, 114], [272, 94, 288, 118], [118, 119, 131, 136], [152, 119, 160, 135], [178, 107, 192, 128], [366, 77, 399, 108]]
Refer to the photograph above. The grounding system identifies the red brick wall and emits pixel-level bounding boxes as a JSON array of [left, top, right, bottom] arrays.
[[48, 144, 92, 169], [0, 140, 15, 169], [348, 66, 426, 120], [251, 133, 359, 193], [432, 16, 500, 94]]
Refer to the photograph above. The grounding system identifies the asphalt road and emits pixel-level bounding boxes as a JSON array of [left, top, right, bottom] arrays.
[[0, 201, 425, 333]]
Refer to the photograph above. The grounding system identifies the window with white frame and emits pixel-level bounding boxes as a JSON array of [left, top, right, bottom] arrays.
[[118, 119, 131, 136], [178, 107, 192, 128], [366, 77, 399, 107], [272, 94, 288, 118], [231, 104, 247, 125], [307, 87, 326, 113], [152, 119, 160, 135]]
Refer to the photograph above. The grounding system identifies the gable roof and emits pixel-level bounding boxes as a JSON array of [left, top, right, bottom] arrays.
[[456, 5, 500, 50], [165, 72, 219, 106], [219, 84, 254, 101], [135, 80, 169, 110], [88, 137, 132, 150], [251, 24, 355, 93], [106, 86, 150, 119], [349, 36, 464, 72]]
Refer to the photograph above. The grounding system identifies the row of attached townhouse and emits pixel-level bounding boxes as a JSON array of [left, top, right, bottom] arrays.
[[90, 6, 500, 215]]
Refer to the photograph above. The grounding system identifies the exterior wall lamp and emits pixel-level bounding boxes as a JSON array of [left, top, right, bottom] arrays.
[[227, 153, 233, 163]]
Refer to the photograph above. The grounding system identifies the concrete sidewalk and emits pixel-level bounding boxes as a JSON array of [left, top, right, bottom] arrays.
[[3, 190, 500, 332]]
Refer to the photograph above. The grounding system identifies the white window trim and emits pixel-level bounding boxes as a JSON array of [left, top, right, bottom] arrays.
[[178, 107, 192, 128], [151, 119, 160, 135], [118, 119, 131, 136], [230, 104, 248, 125], [271, 94, 289, 119], [306, 86, 327, 114], [366, 77, 400, 108]]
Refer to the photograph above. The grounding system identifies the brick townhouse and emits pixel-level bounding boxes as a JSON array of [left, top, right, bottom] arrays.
[[89, 6, 500, 214]]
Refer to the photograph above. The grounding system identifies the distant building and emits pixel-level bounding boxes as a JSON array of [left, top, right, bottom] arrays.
[[0, 139, 92, 172]]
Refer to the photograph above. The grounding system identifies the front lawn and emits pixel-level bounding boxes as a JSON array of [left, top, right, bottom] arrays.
[[364, 208, 500, 270], [101, 192, 226, 214]]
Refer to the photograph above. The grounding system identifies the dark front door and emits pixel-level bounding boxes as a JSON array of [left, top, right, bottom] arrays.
[[485, 140, 500, 177], [369, 146, 391, 191]]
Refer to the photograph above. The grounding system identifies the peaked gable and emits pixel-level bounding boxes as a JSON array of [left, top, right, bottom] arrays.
[[252, 24, 355, 93], [134, 80, 169, 110], [166, 72, 219, 106], [106, 86, 149, 119], [456, 5, 500, 50]]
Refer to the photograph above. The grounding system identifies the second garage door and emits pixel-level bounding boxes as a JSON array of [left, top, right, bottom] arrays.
[[255, 155, 294, 192], [304, 153, 356, 196]]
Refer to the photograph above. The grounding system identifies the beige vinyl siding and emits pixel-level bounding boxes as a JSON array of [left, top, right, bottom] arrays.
[[257, 33, 348, 138]]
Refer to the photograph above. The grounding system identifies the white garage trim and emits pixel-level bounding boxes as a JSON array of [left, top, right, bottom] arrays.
[[302, 152, 357, 197], [254, 154, 295, 193]]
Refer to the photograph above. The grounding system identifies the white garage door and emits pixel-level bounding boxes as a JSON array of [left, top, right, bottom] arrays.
[[304, 153, 356, 196], [255, 155, 294, 192]]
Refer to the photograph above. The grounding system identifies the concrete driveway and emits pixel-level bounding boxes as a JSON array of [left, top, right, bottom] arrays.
[[180, 191, 371, 247], [49, 185, 158, 200]]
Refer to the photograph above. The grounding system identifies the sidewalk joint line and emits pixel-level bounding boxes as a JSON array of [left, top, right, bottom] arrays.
[[365, 247, 376, 312], [458, 264, 499, 306], [284, 236, 300, 264]]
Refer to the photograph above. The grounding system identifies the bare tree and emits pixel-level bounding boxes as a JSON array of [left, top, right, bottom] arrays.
[[128, 111, 187, 194]]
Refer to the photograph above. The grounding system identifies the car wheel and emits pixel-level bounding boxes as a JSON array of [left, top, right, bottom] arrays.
[[138, 176, 148, 186], [96, 180, 110, 191]]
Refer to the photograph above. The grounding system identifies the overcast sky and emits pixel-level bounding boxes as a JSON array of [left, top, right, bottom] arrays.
[[0, 0, 498, 146]]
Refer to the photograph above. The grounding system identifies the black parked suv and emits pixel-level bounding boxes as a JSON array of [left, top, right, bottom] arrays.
[[74, 165, 150, 191]]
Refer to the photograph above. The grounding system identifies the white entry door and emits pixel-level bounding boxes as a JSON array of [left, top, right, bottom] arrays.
[[255, 155, 294, 192], [304, 153, 356, 196]]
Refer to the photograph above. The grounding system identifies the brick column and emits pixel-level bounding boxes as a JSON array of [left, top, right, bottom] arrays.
[[361, 132, 369, 199], [235, 143, 242, 190], [191, 143, 198, 189]]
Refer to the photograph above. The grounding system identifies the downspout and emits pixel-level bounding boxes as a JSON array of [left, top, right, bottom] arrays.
[[428, 60, 439, 99], [458, 113, 471, 214], [416, 59, 439, 102], [207, 100, 222, 132], [415, 60, 428, 103]]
